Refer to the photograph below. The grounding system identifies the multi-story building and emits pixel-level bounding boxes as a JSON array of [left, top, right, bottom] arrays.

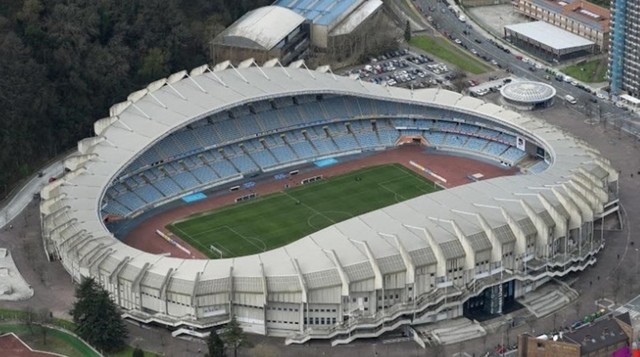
[[608, 0, 640, 98], [514, 0, 610, 52], [517, 312, 633, 357]]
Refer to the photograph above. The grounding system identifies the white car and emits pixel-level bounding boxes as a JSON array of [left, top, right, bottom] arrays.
[[454, 38, 462, 44], [596, 93, 606, 99], [570, 80, 578, 86]]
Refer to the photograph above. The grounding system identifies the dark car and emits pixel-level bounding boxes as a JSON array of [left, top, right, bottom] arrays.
[[474, 38, 482, 44]]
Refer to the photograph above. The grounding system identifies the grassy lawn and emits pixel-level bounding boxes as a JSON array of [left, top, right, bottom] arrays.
[[168, 164, 439, 258], [561, 58, 608, 83], [0, 323, 99, 357], [409, 35, 492, 75]]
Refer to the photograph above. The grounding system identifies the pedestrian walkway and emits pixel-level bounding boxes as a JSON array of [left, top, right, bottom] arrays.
[[519, 281, 578, 318], [415, 317, 486, 345]]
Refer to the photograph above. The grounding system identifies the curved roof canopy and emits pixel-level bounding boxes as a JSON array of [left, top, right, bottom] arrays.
[[215, 6, 306, 50], [501, 81, 557, 103]]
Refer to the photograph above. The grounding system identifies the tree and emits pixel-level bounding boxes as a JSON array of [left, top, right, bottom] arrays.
[[38, 308, 52, 345], [132, 347, 144, 357], [222, 315, 247, 357], [404, 20, 411, 42], [21, 307, 36, 334], [206, 328, 226, 357], [71, 277, 128, 353]]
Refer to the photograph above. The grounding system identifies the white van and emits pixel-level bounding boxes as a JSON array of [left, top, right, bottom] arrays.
[[564, 95, 577, 104]]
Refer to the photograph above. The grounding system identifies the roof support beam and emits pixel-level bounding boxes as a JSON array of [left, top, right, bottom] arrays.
[[291, 259, 308, 303], [379, 232, 415, 285], [109, 257, 131, 285], [132, 263, 150, 295], [350, 240, 382, 290], [324, 249, 350, 296]]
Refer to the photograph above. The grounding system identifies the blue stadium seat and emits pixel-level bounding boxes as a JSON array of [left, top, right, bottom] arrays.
[[173, 171, 200, 190], [501, 147, 527, 162], [464, 138, 488, 152], [290, 141, 317, 159], [229, 154, 259, 173], [270, 145, 298, 162], [249, 150, 278, 168], [483, 142, 509, 157], [424, 132, 446, 145], [191, 166, 219, 183], [116, 191, 146, 211], [133, 185, 164, 203], [152, 177, 182, 197]]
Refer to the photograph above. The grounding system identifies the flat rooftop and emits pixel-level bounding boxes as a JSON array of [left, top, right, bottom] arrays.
[[505, 21, 595, 51]]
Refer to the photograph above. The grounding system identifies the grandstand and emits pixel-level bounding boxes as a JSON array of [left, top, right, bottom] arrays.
[[40, 60, 619, 345]]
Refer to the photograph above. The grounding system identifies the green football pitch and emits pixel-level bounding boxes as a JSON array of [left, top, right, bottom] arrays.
[[167, 164, 439, 258]]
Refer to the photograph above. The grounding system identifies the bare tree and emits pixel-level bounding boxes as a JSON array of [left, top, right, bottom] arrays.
[[450, 70, 469, 93], [38, 308, 52, 345], [574, 299, 582, 322], [21, 307, 36, 334]]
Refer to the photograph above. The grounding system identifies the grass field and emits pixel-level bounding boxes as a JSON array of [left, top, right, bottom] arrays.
[[0, 324, 100, 357], [409, 35, 492, 75], [561, 58, 608, 83], [167, 164, 439, 258]]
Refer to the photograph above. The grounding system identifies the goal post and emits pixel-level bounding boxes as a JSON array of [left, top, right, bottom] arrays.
[[209, 244, 224, 259]]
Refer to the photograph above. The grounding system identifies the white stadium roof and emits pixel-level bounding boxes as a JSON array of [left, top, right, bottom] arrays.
[[215, 6, 306, 50], [41, 60, 616, 297], [505, 21, 595, 51]]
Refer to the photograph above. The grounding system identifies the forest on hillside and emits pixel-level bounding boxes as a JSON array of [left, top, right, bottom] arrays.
[[0, 0, 270, 197]]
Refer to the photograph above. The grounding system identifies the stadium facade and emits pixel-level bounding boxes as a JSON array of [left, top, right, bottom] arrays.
[[40, 59, 618, 345]]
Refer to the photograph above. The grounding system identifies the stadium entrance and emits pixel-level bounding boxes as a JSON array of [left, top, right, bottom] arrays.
[[462, 280, 521, 322]]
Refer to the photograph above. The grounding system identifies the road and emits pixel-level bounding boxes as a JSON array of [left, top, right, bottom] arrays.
[[409, 0, 640, 135], [0, 159, 65, 229]]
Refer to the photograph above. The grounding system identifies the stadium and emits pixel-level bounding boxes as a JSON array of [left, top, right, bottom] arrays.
[[40, 59, 618, 346]]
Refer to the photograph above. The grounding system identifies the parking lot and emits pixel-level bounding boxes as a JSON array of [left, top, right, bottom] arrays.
[[342, 48, 463, 90]]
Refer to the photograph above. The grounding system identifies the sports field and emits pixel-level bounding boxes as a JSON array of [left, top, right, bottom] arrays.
[[167, 164, 439, 258]]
